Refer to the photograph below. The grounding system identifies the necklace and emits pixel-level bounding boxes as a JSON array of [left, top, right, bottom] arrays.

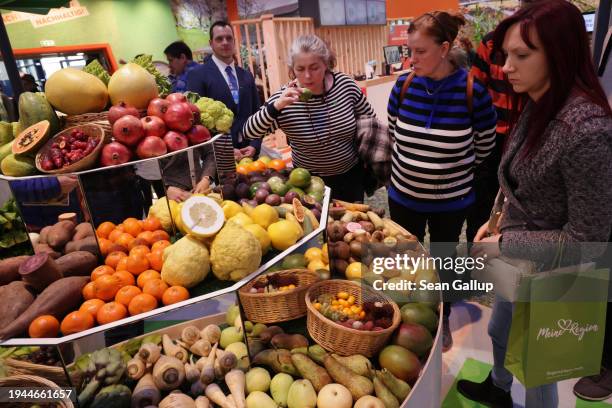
[[424, 76, 449, 96]]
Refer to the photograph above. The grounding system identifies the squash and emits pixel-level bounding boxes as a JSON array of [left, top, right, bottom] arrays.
[[108, 63, 158, 109]]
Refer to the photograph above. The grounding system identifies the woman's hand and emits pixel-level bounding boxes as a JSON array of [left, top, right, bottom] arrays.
[[470, 234, 502, 260], [193, 177, 212, 195], [274, 81, 302, 110], [166, 186, 191, 202], [473, 221, 490, 242], [57, 175, 78, 196]]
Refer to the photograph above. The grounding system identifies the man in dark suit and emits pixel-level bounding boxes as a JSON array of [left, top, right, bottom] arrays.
[[186, 21, 261, 160]]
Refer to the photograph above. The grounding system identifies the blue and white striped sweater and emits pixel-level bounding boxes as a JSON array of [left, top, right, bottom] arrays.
[[387, 68, 497, 212]]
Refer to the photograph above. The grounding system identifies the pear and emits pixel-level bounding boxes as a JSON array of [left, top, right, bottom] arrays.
[[246, 367, 271, 393], [270, 373, 294, 407], [246, 391, 278, 408], [287, 379, 317, 408]]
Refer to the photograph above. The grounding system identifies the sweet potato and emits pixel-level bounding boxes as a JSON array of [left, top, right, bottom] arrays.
[[56, 251, 98, 277], [0, 281, 35, 328], [19, 253, 63, 292], [33, 243, 61, 259], [0, 255, 29, 285], [64, 236, 98, 255], [38, 226, 52, 245], [47, 221, 76, 250], [72, 223, 95, 241], [0, 276, 89, 340]]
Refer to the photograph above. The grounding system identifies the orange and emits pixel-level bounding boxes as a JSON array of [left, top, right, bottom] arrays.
[[82, 281, 96, 300], [105, 251, 127, 269], [115, 285, 142, 306], [236, 164, 249, 175], [142, 216, 162, 232], [115, 233, 135, 250], [91, 265, 115, 282], [151, 240, 171, 252], [113, 270, 136, 287], [146, 250, 164, 272], [130, 245, 150, 257], [137, 230, 155, 245], [162, 286, 190, 306], [129, 238, 149, 250], [93, 274, 123, 301], [108, 228, 123, 243], [142, 279, 169, 302], [150, 230, 170, 243], [79, 299, 105, 319], [115, 257, 129, 272], [96, 222, 116, 239], [28, 315, 60, 338], [96, 302, 128, 325], [137, 270, 161, 288], [115, 223, 125, 232], [127, 253, 149, 275], [108, 243, 128, 254], [60, 311, 94, 335], [128, 293, 158, 316], [267, 159, 286, 171], [98, 238, 113, 257], [249, 160, 267, 172], [123, 218, 142, 237]]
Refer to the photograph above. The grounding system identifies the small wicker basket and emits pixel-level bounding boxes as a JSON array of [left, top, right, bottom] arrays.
[[2, 358, 80, 387], [239, 269, 319, 324], [306, 279, 401, 357], [0, 374, 74, 408], [35, 124, 106, 174], [63, 111, 111, 137]]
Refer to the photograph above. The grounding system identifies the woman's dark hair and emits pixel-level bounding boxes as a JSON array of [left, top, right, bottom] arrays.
[[492, 0, 611, 157], [408, 11, 466, 45], [164, 41, 192, 60]]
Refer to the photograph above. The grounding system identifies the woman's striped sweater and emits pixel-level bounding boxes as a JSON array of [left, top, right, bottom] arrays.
[[387, 68, 497, 212]]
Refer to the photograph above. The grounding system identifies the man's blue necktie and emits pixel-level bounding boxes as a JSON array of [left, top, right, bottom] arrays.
[[225, 66, 240, 107]]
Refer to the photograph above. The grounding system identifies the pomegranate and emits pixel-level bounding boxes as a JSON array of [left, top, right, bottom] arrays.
[[136, 136, 168, 159], [100, 142, 132, 167], [141, 116, 167, 137], [165, 92, 187, 103], [108, 102, 139, 125], [188, 103, 201, 124], [147, 97, 169, 118], [112, 115, 145, 146], [186, 124, 211, 145], [164, 102, 193, 132], [163, 131, 189, 152]]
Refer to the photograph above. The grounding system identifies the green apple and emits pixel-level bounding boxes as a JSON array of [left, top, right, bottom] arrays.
[[220, 327, 244, 349]]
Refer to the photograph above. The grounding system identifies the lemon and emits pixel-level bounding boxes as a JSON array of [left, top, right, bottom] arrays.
[[307, 259, 327, 272], [345, 262, 368, 280], [321, 243, 329, 264], [304, 247, 323, 263], [174, 202, 187, 235], [243, 223, 271, 254], [228, 212, 254, 227], [222, 200, 243, 219], [267, 220, 302, 250], [250, 204, 279, 229]]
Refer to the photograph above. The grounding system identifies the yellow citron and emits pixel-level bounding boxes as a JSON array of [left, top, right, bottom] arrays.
[[267, 220, 302, 251], [345, 262, 368, 280], [222, 200, 243, 219], [307, 259, 326, 272], [304, 247, 323, 263], [227, 212, 253, 227], [243, 223, 271, 254], [321, 243, 329, 264], [250, 204, 279, 229]]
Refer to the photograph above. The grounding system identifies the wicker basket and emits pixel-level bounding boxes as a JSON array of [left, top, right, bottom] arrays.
[[35, 124, 106, 174], [239, 269, 319, 324], [3, 358, 81, 388], [306, 279, 401, 357], [0, 374, 74, 408], [63, 111, 111, 137]]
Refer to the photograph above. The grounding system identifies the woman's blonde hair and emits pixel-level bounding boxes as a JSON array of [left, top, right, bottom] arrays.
[[288, 34, 337, 78]]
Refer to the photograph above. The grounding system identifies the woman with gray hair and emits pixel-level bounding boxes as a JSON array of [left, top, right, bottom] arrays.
[[243, 34, 375, 201]]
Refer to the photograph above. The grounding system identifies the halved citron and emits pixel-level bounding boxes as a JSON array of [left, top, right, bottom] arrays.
[[180, 196, 225, 239]]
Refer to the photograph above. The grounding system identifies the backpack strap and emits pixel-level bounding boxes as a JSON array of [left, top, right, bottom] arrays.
[[466, 71, 474, 115], [399, 71, 416, 104]]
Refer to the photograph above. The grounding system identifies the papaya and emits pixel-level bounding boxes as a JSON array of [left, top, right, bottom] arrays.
[[45, 68, 108, 115], [12, 120, 51, 157], [0, 122, 12, 144], [0, 98, 8, 122], [17, 92, 60, 135], [1, 154, 36, 177], [0, 142, 13, 164], [11, 122, 21, 138]]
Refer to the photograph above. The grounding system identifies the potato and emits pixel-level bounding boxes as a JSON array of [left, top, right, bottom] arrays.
[[65, 236, 99, 255], [47, 220, 76, 250], [72, 222, 95, 241], [56, 251, 98, 277], [0, 256, 29, 285], [34, 243, 62, 259], [0, 281, 35, 328], [38, 226, 52, 245]]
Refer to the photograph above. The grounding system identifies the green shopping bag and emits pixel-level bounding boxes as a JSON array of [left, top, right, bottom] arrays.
[[504, 267, 609, 388]]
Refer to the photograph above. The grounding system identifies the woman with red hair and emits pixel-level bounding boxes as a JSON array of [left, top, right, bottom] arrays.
[[459, 1, 612, 407]]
